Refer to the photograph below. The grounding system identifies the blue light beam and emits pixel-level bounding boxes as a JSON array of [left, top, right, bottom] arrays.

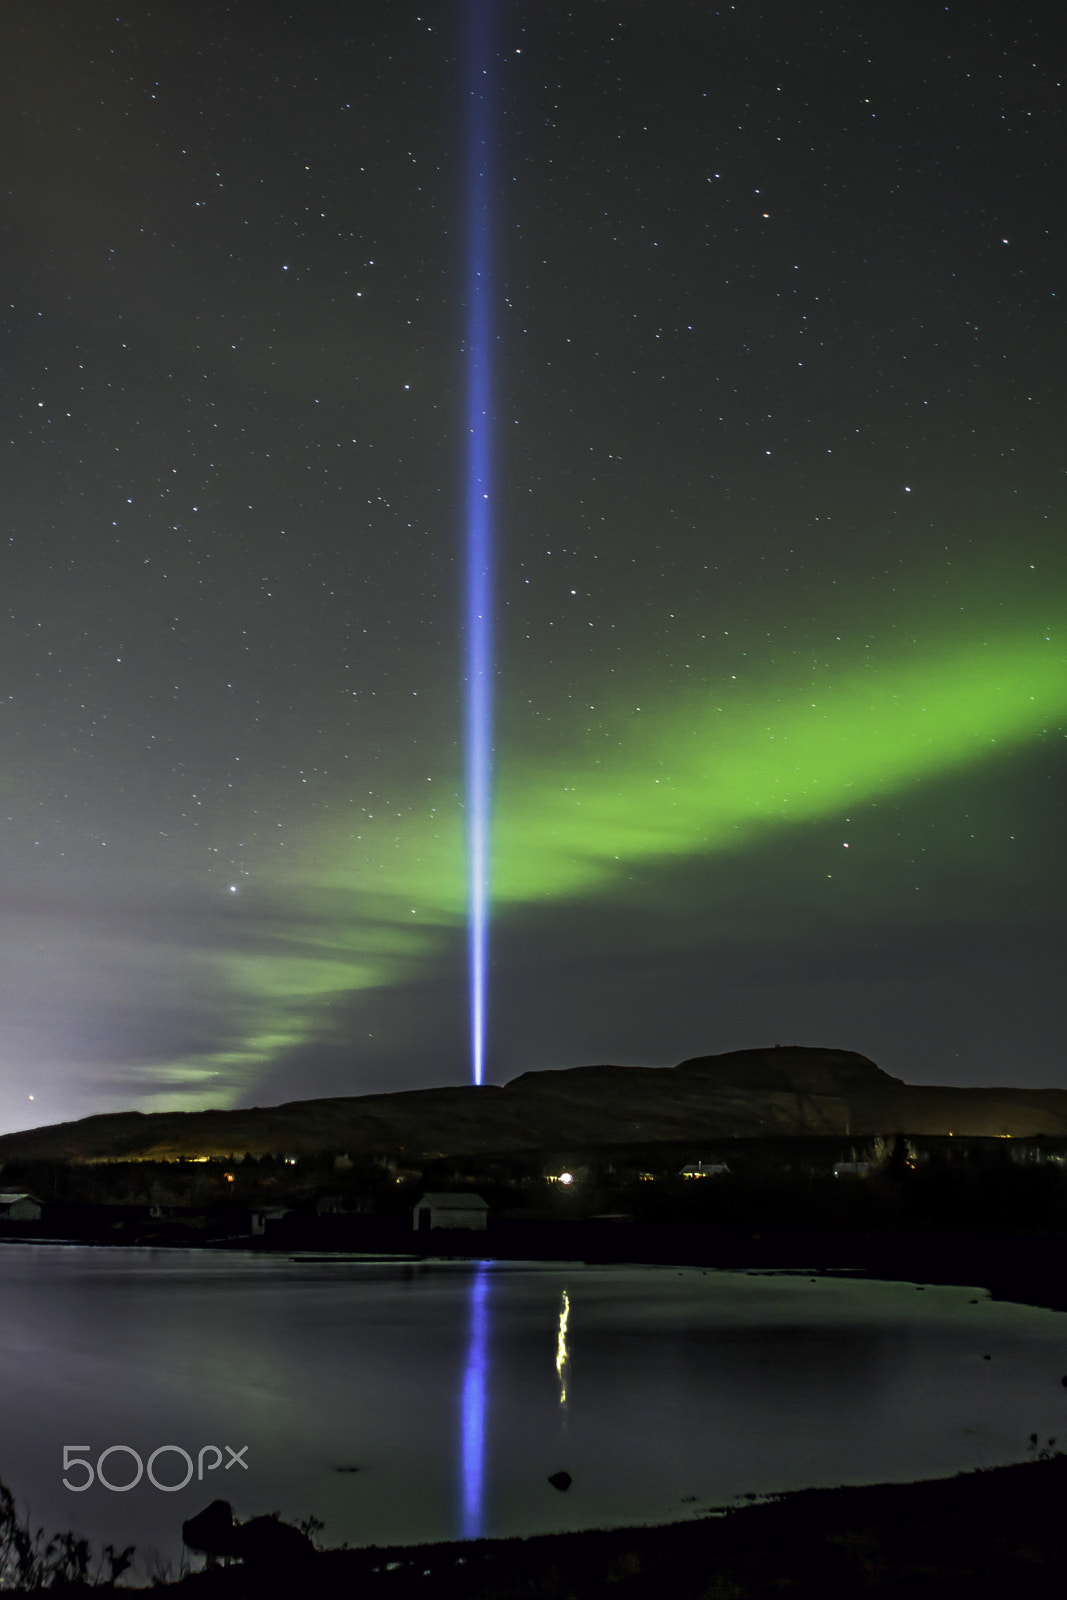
[[463, 0, 495, 1087]]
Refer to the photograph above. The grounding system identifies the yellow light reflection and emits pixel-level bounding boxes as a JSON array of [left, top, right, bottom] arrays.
[[556, 1288, 570, 1407]]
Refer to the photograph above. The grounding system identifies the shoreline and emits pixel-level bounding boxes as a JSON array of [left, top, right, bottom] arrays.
[[249, 1454, 1067, 1598], [6, 1456, 1065, 1597], [5, 1216, 1067, 1312]]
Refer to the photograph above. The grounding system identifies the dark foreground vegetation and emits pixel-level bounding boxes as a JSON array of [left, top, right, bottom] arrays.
[[3, 1455, 1067, 1597]]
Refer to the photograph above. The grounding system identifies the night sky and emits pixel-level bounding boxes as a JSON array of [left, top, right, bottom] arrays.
[[2, 0, 1064, 1133]]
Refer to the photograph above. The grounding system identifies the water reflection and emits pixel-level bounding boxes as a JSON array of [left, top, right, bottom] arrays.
[[460, 1263, 490, 1537], [556, 1288, 570, 1407], [2, 1251, 1066, 1563]]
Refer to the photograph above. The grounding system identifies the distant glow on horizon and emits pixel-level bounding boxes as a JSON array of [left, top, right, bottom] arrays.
[[462, 0, 496, 1087], [461, 1264, 490, 1537]]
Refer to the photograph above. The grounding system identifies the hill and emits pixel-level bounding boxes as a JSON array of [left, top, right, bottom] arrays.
[[2, 1046, 1067, 1164]]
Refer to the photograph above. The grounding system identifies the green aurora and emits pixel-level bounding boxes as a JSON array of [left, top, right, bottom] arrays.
[[161, 604, 1063, 1108]]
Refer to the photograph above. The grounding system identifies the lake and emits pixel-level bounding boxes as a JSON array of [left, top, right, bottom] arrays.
[[0, 1245, 1064, 1579]]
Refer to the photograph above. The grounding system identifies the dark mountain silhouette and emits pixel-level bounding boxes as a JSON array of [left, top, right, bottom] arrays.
[[2, 1047, 1066, 1164]]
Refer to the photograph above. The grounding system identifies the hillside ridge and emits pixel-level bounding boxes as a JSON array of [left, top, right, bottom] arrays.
[[1, 1045, 1064, 1162]]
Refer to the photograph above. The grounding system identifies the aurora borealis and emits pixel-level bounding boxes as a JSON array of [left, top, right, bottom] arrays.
[[1, 1, 1063, 1131]]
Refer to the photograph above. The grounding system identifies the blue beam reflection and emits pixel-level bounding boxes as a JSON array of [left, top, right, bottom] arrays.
[[461, 1263, 491, 1537]]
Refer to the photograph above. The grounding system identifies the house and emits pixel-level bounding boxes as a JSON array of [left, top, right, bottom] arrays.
[[315, 1193, 370, 1216], [148, 1204, 212, 1227], [1010, 1145, 1067, 1167], [680, 1162, 730, 1178], [0, 1192, 43, 1222], [412, 1193, 488, 1232], [250, 1207, 291, 1236], [833, 1161, 876, 1178]]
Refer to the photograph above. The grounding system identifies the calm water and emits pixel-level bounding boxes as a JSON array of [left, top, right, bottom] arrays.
[[0, 1245, 1065, 1577]]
